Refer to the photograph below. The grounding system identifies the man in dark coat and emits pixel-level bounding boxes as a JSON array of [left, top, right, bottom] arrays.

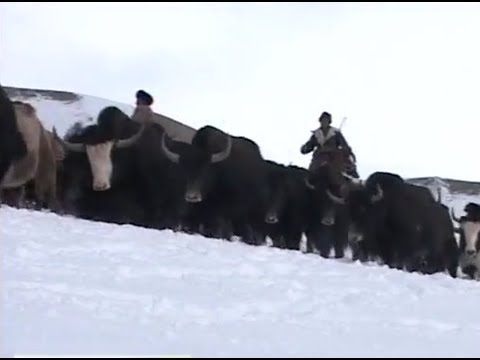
[[131, 90, 155, 124], [300, 111, 358, 177]]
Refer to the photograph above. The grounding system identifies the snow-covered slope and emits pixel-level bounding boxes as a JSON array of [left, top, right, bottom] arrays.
[[5, 87, 133, 137], [408, 176, 480, 219], [3, 206, 480, 357], [3, 86, 480, 356], [4, 86, 196, 142]]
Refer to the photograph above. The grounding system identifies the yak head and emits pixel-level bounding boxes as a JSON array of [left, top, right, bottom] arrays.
[[160, 132, 232, 203], [452, 203, 480, 258], [54, 107, 146, 191]]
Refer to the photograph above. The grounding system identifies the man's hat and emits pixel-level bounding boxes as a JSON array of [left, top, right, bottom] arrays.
[[319, 111, 332, 123], [136, 90, 154, 106]]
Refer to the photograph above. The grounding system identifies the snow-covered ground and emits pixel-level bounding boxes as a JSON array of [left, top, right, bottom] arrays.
[[2, 206, 480, 357], [3, 87, 480, 357]]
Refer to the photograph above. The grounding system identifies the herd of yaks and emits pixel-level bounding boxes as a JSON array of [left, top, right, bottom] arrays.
[[1, 83, 479, 282]]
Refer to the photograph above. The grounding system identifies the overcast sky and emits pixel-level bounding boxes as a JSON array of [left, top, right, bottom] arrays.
[[2, 2, 480, 181]]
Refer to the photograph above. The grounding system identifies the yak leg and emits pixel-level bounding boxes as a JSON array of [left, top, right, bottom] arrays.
[[284, 229, 302, 251], [0, 158, 12, 188], [2, 187, 26, 208]]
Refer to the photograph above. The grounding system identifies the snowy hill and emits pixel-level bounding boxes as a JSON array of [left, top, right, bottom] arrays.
[[3, 206, 480, 357], [408, 176, 480, 219], [4, 86, 196, 142], [3, 86, 480, 356]]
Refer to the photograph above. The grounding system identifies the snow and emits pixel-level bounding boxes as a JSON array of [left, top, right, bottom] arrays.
[[410, 178, 480, 219], [2, 206, 480, 357], [8, 90, 134, 137], [3, 88, 480, 356]]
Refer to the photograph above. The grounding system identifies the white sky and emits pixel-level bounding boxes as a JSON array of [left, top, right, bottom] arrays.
[[2, 2, 480, 181]]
